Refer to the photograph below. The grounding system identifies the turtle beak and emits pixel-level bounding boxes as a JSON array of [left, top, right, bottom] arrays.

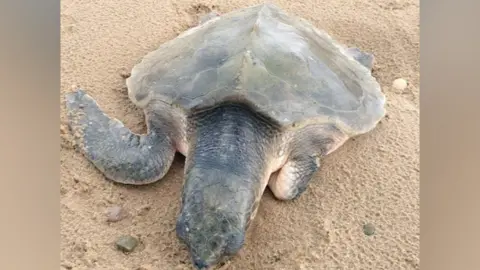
[[192, 258, 210, 270]]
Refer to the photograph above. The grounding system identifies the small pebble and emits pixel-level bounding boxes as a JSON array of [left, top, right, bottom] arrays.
[[115, 235, 139, 252], [392, 78, 408, 90], [106, 205, 128, 222], [119, 68, 131, 79], [363, 223, 376, 236]]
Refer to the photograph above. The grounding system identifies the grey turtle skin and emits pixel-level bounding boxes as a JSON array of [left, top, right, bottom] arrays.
[[65, 4, 385, 270]]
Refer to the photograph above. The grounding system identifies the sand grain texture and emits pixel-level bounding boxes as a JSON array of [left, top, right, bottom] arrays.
[[60, 1, 419, 269]]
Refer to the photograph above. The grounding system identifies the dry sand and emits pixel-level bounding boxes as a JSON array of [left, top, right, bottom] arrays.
[[60, 1, 419, 269]]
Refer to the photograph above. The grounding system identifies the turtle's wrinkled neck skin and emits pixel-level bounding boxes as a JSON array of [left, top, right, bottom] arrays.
[[176, 103, 279, 269]]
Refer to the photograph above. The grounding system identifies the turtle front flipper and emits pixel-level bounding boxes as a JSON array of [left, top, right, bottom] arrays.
[[268, 155, 320, 200], [269, 124, 349, 200], [65, 89, 176, 185]]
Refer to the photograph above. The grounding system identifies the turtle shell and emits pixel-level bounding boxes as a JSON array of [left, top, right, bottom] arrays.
[[126, 3, 386, 136]]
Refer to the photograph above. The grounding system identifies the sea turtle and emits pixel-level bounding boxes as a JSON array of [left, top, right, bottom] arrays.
[[65, 3, 386, 269]]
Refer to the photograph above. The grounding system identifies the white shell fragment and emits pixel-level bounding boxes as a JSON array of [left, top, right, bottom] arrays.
[[392, 78, 408, 90]]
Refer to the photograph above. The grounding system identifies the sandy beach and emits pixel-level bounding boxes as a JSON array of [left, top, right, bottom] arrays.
[[60, 0, 419, 269]]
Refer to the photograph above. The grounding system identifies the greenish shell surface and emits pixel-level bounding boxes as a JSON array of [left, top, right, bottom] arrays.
[[126, 3, 386, 136]]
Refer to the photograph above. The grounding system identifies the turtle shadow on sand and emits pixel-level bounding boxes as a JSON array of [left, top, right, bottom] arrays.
[[65, 3, 386, 270]]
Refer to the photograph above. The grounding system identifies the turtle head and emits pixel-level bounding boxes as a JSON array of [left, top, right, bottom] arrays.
[[175, 103, 276, 269], [175, 171, 254, 269], [176, 198, 246, 269]]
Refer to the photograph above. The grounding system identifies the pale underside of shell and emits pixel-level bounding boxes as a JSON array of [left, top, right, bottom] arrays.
[[126, 3, 386, 136]]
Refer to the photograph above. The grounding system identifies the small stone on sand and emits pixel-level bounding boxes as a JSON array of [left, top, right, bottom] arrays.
[[363, 223, 376, 236], [392, 78, 408, 90], [115, 235, 139, 252], [120, 71, 131, 79], [106, 205, 128, 222], [119, 68, 131, 78]]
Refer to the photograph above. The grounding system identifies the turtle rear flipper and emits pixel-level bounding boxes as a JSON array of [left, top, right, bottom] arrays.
[[65, 89, 176, 185]]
